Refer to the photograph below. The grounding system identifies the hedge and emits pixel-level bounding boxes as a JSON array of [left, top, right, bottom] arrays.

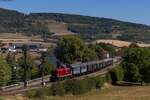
[[26, 76, 106, 98]]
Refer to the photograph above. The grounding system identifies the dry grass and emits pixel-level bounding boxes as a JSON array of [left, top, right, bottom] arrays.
[[3, 85, 150, 100], [96, 39, 150, 48], [48, 85, 150, 100], [46, 20, 75, 36], [0, 33, 41, 39]]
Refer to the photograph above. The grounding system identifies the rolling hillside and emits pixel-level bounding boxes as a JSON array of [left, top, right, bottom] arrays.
[[0, 8, 150, 43]]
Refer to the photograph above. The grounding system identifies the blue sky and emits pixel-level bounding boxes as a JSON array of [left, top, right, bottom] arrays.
[[0, 0, 150, 25]]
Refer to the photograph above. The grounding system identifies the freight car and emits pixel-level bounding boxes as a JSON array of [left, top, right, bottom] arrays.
[[51, 58, 113, 81]]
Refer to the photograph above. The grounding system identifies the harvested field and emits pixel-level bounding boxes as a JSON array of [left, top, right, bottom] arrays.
[[96, 39, 150, 47], [47, 21, 75, 36]]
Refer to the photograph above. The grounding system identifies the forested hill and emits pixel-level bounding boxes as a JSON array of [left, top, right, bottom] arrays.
[[0, 8, 150, 42]]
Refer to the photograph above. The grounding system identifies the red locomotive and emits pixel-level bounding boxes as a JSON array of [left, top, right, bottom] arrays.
[[51, 64, 72, 81]]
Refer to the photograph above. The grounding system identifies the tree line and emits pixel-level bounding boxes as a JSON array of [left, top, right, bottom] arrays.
[[26, 76, 106, 99], [55, 35, 116, 64], [108, 43, 150, 85], [0, 45, 54, 87]]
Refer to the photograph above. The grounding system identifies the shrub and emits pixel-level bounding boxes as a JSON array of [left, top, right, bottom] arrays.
[[94, 76, 105, 89], [34, 89, 46, 99], [0, 97, 4, 100], [116, 66, 124, 81], [109, 66, 124, 84], [25, 76, 106, 98], [105, 72, 112, 83], [26, 89, 46, 99], [26, 90, 37, 98], [42, 86, 52, 96], [85, 78, 96, 90], [71, 79, 87, 95], [63, 77, 106, 95], [63, 79, 75, 94], [63, 79, 88, 95], [50, 82, 65, 96]]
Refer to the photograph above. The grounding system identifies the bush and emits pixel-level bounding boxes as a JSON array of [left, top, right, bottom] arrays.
[[84, 76, 105, 90], [34, 89, 46, 99], [26, 89, 46, 99], [63, 79, 88, 95], [25, 76, 106, 98], [63, 77, 106, 95], [94, 76, 105, 89], [71, 79, 87, 95], [42, 86, 52, 96], [0, 97, 4, 100], [109, 66, 124, 84], [50, 82, 65, 96], [105, 72, 112, 83], [63, 79, 75, 94], [26, 90, 37, 98], [64, 79, 88, 95], [85, 78, 96, 90]]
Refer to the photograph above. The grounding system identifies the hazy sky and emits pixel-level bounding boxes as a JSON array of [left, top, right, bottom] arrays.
[[0, 0, 150, 25]]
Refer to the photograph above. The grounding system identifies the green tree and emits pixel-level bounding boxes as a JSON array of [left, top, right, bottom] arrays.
[[98, 43, 116, 57], [43, 62, 54, 75], [142, 63, 150, 84], [94, 44, 106, 59], [18, 56, 39, 81], [82, 46, 98, 62], [109, 66, 124, 84], [30, 58, 39, 79], [40, 50, 54, 86], [55, 36, 100, 64], [55, 36, 85, 64], [6, 52, 14, 64], [22, 44, 30, 87], [0, 56, 11, 86], [122, 46, 150, 85], [6, 52, 19, 84]]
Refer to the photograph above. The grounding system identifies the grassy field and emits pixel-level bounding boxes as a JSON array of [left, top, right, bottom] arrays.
[[3, 84, 150, 100]]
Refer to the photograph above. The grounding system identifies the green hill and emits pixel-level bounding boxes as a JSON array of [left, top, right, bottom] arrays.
[[0, 8, 150, 42]]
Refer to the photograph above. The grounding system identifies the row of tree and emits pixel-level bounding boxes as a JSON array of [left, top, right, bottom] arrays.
[[108, 43, 150, 85], [0, 45, 54, 87], [55, 35, 116, 64], [26, 76, 106, 98]]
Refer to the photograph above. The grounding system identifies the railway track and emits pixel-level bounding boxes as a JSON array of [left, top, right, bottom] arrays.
[[0, 60, 120, 95]]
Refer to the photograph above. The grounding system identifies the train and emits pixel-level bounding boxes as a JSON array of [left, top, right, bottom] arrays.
[[51, 58, 114, 81]]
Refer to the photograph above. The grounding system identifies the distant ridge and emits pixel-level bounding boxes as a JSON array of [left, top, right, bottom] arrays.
[[0, 8, 150, 43]]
